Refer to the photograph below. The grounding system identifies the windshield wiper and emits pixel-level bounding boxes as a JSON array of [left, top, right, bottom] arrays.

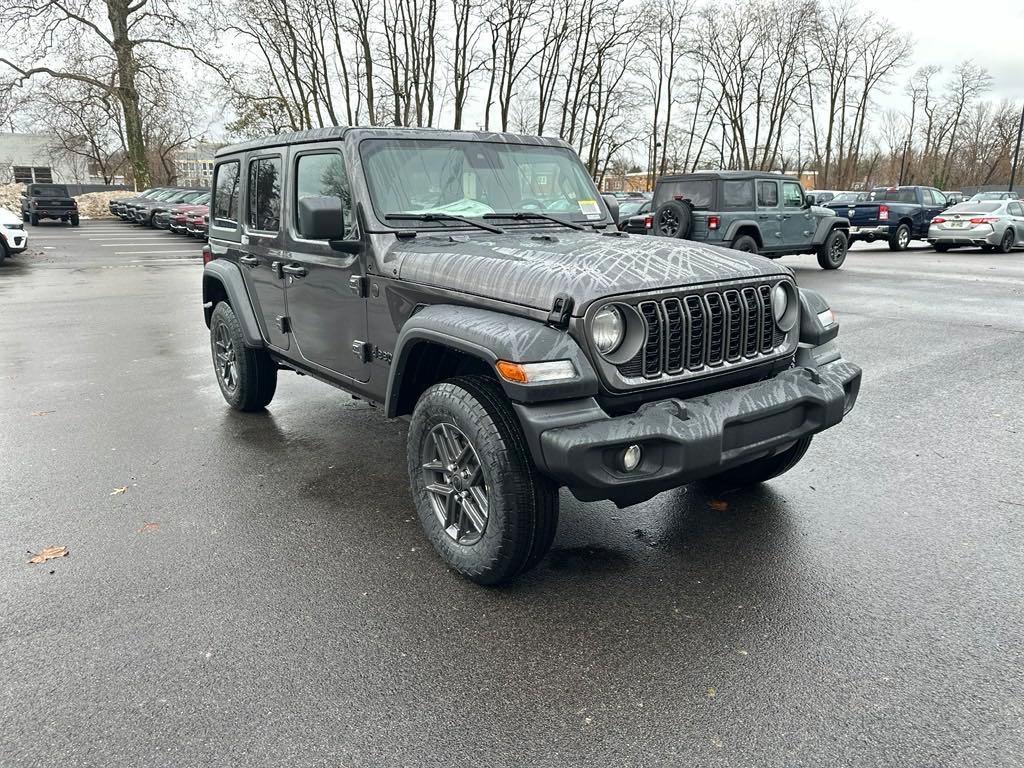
[[384, 213, 504, 234], [483, 211, 588, 231]]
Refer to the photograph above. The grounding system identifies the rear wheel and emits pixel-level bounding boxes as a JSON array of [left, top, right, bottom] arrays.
[[408, 375, 559, 585], [997, 229, 1015, 253], [816, 228, 848, 269], [652, 200, 693, 239], [888, 223, 910, 251], [70, 214, 80, 227], [702, 436, 813, 490], [29, 213, 38, 226], [731, 234, 759, 254], [209, 302, 277, 411]]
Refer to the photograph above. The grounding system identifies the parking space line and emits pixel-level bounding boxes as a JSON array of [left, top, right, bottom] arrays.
[[115, 250, 199, 255]]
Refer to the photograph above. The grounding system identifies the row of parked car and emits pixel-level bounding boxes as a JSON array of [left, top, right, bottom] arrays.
[[108, 187, 210, 238], [611, 174, 1023, 263]]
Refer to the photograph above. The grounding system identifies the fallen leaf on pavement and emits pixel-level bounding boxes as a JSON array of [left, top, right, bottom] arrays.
[[138, 522, 159, 533], [708, 499, 728, 511], [28, 545, 69, 564], [110, 487, 128, 496], [31, 410, 55, 417], [707, 687, 716, 698]]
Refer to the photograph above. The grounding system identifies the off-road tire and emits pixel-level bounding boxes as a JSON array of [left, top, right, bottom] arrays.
[[934, 243, 951, 252], [29, 213, 39, 226], [701, 435, 813, 490], [731, 234, 759, 254], [209, 301, 277, 411], [997, 229, 1015, 254], [0, 240, 7, 265], [888, 223, 910, 251], [408, 375, 559, 585], [816, 228, 848, 269], [653, 199, 693, 239], [70, 215, 80, 227]]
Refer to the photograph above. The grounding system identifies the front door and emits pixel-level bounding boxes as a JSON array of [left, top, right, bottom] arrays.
[[242, 154, 290, 350], [780, 181, 813, 252], [283, 147, 369, 382]]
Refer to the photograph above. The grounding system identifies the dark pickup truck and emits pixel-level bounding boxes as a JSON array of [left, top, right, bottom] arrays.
[[21, 183, 80, 226], [827, 186, 947, 250]]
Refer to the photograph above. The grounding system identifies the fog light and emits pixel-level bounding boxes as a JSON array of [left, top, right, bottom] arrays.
[[620, 444, 642, 472]]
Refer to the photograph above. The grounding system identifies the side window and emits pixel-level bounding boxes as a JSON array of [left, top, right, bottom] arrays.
[[1009, 202, 1023, 217], [721, 180, 754, 209], [247, 157, 282, 231], [757, 181, 778, 207], [782, 182, 804, 208], [931, 189, 947, 207], [212, 160, 241, 228], [294, 152, 353, 239]]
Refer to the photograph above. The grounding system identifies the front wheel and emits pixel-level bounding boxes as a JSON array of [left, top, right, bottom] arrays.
[[888, 223, 910, 251], [701, 436, 813, 490], [209, 302, 277, 411], [816, 229, 848, 269], [408, 375, 559, 585]]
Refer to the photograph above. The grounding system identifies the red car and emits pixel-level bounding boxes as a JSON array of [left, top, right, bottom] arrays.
[[166, 195, 209, 234], [184, 206, 209, 238]]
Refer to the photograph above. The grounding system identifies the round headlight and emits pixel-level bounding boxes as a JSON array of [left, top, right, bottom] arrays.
[[592, 305, 625, 355], [771, 283, 788, 324]]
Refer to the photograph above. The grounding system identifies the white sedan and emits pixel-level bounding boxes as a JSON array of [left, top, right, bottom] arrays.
[[928, 200, 1024, 253], [0, 206, 28, 264]]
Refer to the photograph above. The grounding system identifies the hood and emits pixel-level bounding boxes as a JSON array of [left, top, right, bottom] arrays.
[[0, 206, 23, 226], [391, 230, 789, 313]]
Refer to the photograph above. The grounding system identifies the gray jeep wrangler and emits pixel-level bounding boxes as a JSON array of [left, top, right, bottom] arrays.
[[650, 171, 851, 270], [202, 128, 861, 584]]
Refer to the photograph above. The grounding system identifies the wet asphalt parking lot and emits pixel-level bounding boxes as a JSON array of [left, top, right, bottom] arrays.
[[1, 221, 1022, 767]]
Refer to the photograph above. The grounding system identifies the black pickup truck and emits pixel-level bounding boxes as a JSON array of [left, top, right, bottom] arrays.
[[21, 183, 79, 226], [826, 186, 947, 250]]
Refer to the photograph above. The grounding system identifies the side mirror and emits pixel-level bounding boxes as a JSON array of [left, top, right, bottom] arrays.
[[601, 194, 619, 223], [297, 195, 345, 240], [804, 194, 813, 208]]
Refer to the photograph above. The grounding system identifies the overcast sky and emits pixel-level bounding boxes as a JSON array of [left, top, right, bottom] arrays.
[[856, 0, 1024, 103]]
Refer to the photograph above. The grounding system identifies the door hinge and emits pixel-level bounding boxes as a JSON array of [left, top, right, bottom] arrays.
[[349, 275, 367, 297], [275, 315, 291, 333], [351, 340, 371, 362]]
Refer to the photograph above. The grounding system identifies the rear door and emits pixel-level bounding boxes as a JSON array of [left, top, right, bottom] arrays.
[[923, 189, 947, 233], [210, 156, 289, 350], [242, 153, 290, 350], [756, 180, 782, 248], [282, 144, 369, 382], [1009, 202, 1024, 246]]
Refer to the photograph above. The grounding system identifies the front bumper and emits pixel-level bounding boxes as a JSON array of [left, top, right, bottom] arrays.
[[2, 232, 27, 252], [516, 358, 861, 506]]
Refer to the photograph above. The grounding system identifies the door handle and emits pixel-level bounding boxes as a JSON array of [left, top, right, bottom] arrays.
[[239, 255, 258, 266], [281, 264, 307, 277]]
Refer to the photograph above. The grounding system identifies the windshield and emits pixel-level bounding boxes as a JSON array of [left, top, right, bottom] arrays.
[[947, 202, 1001, 214], [30, 184, 70, 198], [970, 192, 1009, 201], [653, 179, 714, 209], [870, 187, 918, 203], [360, 139, 603, 225], [830, 192, 861, 203], [618, 201, 644, 218]]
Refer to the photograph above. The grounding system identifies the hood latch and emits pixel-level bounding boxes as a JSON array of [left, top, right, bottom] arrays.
[[547, 293, 574, 329]]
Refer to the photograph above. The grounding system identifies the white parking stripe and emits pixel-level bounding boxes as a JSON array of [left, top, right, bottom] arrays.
[[115, 250, 199, 255], [129, 257, 201, 262]]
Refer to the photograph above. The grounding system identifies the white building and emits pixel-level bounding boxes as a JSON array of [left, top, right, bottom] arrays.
[[0, 132, 92, 184], [173, 142, 221, 188]]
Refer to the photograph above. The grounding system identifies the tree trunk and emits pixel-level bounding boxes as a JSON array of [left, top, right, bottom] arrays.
[[106, 0, 150, 187]]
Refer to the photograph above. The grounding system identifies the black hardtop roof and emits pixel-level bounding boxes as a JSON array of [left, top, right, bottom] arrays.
[[215, 126, 573, 158], [657, 170, 800, 183]]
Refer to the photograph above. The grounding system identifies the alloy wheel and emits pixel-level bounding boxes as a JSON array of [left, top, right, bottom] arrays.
[[421, 422, 489, 545], [830, 236, 844, 263], [898, 228, 909, 249], [213, 322, 239, 392], [658, 210, 679, 237]]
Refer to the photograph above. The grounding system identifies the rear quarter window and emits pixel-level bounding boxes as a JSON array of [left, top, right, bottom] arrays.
[[721, 180, 754, 209]]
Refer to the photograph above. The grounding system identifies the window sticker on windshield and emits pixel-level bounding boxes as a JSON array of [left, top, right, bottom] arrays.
[[578, 199, 601, 219]]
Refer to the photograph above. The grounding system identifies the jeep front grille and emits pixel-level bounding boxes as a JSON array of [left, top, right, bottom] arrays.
[[616, 282, 788, 380]]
